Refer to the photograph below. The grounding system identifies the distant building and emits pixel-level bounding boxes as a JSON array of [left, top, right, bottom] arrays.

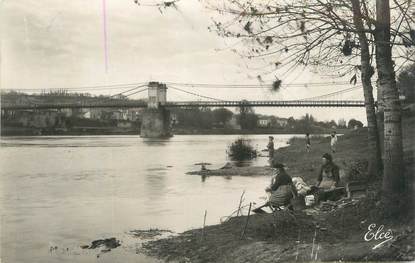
[[258, 116, 287, 128], [100, 109, 127, 120], [111, 110, 128, 120], [170, 113, 178, 125], [338, 118, 347, 128], [258, 118, 271, 128], [112, 94, 128, 100], [90, 109, 102, 119], [82, 110, 91, 119], [274, 118, 288, 127], [59, 108, 73, 117], [71, 108, 85, 118], [14, 110, 63, 128], [13, 110, 34, 127], [127, 109, 142, 121]]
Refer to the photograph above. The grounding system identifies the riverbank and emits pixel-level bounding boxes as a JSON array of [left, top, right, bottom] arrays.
[[141, 121, 415, 262], [173, 127, 350, 136], [186, 128, 368, 183], [142, 197, 414, 262]]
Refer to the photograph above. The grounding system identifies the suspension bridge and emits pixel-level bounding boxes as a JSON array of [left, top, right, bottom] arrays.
[[1, 81, 367, 137], [1, 81, 366, 110]]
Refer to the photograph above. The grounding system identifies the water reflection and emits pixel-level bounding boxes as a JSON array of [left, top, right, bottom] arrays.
[[0, 134, 293, 263], [145, 170, 167, 200], [141, 138, 171, 146], [224, 175, 233, 180], [231, 160, 254, 167]]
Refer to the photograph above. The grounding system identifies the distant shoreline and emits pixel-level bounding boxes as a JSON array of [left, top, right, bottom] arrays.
[[0, 126, 351, 137]]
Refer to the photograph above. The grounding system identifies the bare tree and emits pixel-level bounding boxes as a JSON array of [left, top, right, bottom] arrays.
[[374, 0, 405, 197], [351, 0, 382, 178]]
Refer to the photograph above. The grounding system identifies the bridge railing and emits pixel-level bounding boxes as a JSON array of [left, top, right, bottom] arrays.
[[1, 100, 366, 110], [165, 100, 365, 107]]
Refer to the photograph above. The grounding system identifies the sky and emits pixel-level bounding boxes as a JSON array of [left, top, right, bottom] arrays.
[[0, 0, 367, 123]]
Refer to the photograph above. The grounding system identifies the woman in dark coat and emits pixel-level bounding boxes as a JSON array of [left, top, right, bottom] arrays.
[[316, 153, 341, 202], [266, 160, 297, 208], [316, 153, 340, 190]]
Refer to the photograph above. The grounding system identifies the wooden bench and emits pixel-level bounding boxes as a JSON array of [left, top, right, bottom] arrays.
[[346, 181, 367, 199]]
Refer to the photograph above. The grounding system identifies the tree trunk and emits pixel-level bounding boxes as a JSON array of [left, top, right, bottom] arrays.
[[376, 79, 385, 159], [351, 0, 382, 179], [375, 0, 404, 195]]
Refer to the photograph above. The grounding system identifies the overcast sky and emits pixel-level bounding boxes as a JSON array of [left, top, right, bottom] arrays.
[[0, 0, 367, 123]]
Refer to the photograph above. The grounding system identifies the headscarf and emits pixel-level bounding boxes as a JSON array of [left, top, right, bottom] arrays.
[[322, 153, 333, 162]]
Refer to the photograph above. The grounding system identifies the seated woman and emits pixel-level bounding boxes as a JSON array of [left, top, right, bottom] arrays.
[[316, 153, 340, 201], [265, 160, 297, 209]]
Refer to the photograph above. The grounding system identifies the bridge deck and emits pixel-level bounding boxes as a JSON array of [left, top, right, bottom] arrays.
[[1, 100, 366, 110]]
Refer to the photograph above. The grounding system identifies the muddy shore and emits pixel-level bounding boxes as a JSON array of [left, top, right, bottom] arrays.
[[142, 202, 414, 262]]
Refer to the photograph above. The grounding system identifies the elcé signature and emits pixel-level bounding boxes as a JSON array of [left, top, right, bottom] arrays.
[[364, 223, 394, 250]]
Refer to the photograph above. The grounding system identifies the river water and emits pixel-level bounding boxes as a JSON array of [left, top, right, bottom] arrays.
[[0, 134, 294, 263]]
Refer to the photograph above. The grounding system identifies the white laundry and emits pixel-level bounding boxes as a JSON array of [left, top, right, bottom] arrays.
[[292, 177, 311, 196]]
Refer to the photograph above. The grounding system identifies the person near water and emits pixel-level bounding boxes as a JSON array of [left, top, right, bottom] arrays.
[[267, 136, 275, 160], [305, 133, 311, 152], [330, 131, 338, 153], [316, 153, 340, 201], [265, 160, 297, 208]]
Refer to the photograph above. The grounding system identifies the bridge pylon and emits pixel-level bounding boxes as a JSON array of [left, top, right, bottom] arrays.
[[140, 82, 172, 138]]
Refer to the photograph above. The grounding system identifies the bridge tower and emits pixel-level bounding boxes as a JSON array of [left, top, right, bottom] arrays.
[[147, 81, 167, 109], [140, 82, 172, 138]]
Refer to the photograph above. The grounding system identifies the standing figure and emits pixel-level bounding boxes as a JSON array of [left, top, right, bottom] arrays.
[[330, 131, 338, 153], [267, 136, 274, 160], [305, 133, 311, 152]]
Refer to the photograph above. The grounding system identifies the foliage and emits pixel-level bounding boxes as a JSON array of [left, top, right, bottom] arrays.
[[272, 79, 282, 92], [207, 0, 414, 80], [285, 114, 337, 133], [227, 138, 256, 160], [348, 118, 364, 129], [237, 100, 258, 130], [237, 113, 258, 130], [397, 63, 415, 102], [213, 108, 233, 125], [173, 108, 214, 129]]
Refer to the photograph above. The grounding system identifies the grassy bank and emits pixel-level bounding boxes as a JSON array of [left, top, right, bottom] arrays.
[[141, 124, 415, 262], [275, 128, 370, 186], [173, 127, 350, 135]]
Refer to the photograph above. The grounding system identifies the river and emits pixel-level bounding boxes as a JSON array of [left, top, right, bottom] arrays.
[[0, 134, 294, 263]]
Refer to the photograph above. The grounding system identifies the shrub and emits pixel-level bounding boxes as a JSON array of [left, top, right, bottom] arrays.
[[228, 138, 257, 161]]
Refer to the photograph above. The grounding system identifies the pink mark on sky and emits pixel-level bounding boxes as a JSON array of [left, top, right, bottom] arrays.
[[102, 0, 109, 73]]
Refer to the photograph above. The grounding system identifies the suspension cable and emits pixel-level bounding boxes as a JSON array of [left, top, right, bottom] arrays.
[[168, 85, 224, 101]]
